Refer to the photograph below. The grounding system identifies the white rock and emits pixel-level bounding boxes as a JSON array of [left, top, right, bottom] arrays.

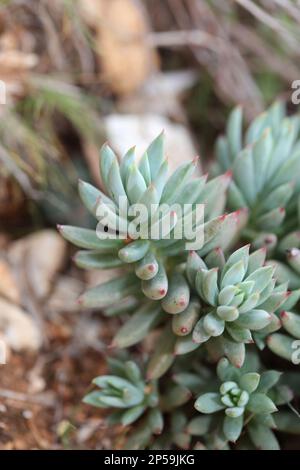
[[104, 113, 199, 173], [118, 71, 198, 119], [9, 229, 67, 300], [85, 268, 125, 289], [46, 275, 85, 313], [0, 259, 20, 304], [0, 298, 42, 352]]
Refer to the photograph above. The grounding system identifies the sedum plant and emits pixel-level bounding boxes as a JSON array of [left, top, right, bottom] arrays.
[[59, 132, 235, 301], [185, 246, 287, 359], [59, 103, 300, 450], [267, 210, 300, 290], [215, 102, 300, 252], [267, 290, 300, 362], [194, 357, 283, 448], [83, 358, 161, 427]]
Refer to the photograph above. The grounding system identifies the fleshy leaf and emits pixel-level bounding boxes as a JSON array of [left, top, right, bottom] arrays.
[[223, 415, 243, 442], [194, 393, 225, 414], [239, 373, 260, 394], [247, 393, 277, 414]]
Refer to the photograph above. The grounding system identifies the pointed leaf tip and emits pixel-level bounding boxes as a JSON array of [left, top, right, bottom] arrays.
[[224, 169, 233, 179]]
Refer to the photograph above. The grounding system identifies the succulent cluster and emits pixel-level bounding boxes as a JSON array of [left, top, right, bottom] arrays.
[[268, 220, 300, 290], [184, 246, 287, 360], [59, 101, 300, 450], [267, 290, 300, 362], [83, 358, 160, 427], [194, 357, 281, 447], [214, 102, 300, 249], [59, 133, 235, 302]]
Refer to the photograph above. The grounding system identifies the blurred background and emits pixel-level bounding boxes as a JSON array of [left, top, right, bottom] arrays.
[[0, 0, 299, 449]]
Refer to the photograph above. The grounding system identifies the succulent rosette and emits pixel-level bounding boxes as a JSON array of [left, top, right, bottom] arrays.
[[84, 358, 160, 427], [215, 102, 300, 250], [179, 245, 288, 366], [194, 357, 288, 448], [83, 355, 192, 447], [58, 133, 243, 306]]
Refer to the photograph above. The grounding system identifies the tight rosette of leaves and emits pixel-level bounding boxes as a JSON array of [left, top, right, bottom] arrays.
[[194, 357, 291, 449], [84, 355, 192, 449], [59, 133, 242, 306], [84, 358, 161, 427], [177, 245, 288, 367], [215, 102, 300, 251]]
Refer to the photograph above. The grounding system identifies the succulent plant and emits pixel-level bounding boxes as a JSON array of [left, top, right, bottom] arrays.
[[58, 133, 238, 302], [194, 357, 288, 449], [180, 245, 288, 367], [266, 197, 300, 290], [59, 104, 300, 450], [84, 358, 160, 427], [215, 102, 300, 250], [84, 355, 193, 449], [261, 192, 300, 294], [266, 302, 300, 363]]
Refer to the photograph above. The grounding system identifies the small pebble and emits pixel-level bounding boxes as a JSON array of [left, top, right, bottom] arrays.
[[22, 409, 33, 419]]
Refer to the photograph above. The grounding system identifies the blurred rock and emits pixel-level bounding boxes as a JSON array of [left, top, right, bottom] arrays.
[[85, 268, 125, 289], [0, 298, 42, 352], [0, 331, 11, 361], [77, 419, 104, 444], [0, 50, 38, 71], [73, 317, 105, 351], [104, 113, 200, 173], [0, 259, 20, 304], [9, 230, 67, 300], [79, 0, 158, 95], [0, 28, 38, 103], [118, 71, 198, 120], [27, 360, 46, 394], [47, 276, 84, 313]]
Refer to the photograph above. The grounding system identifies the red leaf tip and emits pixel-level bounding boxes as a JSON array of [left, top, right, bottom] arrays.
[[224, 169, 233, 179], [280, 311, 288, 319]]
